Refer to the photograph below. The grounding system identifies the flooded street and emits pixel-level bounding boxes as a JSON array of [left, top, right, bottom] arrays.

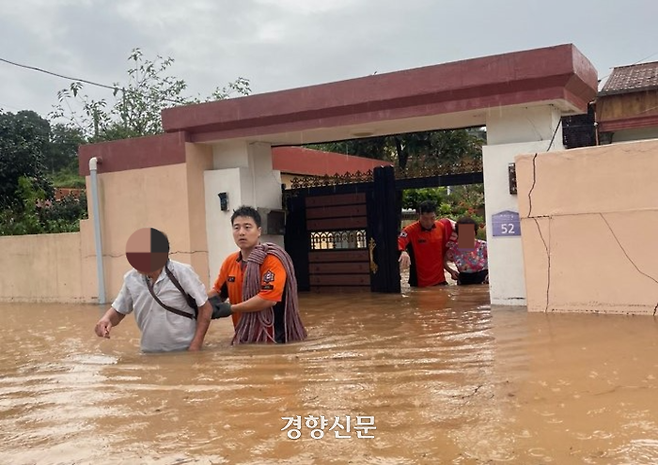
[[1, 286, 657, 464]]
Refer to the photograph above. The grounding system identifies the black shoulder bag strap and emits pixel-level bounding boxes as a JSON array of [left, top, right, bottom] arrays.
[[144, 263, 196, 320], [164, 263, 199, 318]]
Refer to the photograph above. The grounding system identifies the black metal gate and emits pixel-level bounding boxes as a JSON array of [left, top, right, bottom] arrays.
[[284, 166, 400, 293], [284, 163, 483, 293]]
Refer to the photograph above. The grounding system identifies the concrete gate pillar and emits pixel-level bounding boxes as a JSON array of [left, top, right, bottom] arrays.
[[203, 141, 283, 282], [484, 106, 563, 306]]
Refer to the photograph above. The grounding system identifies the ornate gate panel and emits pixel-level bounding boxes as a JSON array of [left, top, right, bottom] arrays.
[[284, 163, 482, 293], [306, 192, 371, 292]]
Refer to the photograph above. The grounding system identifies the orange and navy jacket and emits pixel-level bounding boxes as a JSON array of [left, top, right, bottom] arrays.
[[213, 252, 287, 331], [398, 219, 452, 287]]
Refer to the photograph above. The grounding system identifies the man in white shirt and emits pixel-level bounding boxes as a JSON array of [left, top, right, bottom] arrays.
[[94, 228, 213, 352]]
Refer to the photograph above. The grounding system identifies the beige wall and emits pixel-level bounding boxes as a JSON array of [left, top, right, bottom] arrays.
[[0, 145, 214, 304], [516, 139, 658, 314], [92, 152, 217, 301], [91, 163, 191, 301], [0, 231, 86, 303], [0, 216, 108, 303], [184, 143, 213, 284]]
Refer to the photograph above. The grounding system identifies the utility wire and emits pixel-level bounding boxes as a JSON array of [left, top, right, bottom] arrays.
[[0, 56, 189, 105], [0, 57, 119, 92]]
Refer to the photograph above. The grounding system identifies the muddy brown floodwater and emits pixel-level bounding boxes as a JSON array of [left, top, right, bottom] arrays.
[[1, 285, 657, 464]]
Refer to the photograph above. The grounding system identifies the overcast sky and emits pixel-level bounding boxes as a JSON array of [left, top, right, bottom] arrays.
[[1, 0, 657, 120]]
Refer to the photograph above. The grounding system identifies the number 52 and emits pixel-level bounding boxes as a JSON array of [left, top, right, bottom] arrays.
[[501, 223, 515, 234]]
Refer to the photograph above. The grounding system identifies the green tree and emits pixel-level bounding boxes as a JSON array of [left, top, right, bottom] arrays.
[[0, 110, 53, 210], [43, 123, 87, 188], [308, 128, 485, 170], [0, 111, 90, 235], [0, 177, 44, 235], [49, 170, 86, 189], [44, 123, 86, 173], [3, 49, 251, 235], [446, 184, 485, 215], [401, 187, 447, 210], [52, 48, 251, 142]]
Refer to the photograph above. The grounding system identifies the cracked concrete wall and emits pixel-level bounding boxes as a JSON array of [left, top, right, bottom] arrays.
[[515, 139, 658, 314]]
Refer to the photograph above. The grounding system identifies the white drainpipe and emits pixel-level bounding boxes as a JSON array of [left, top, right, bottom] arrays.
[[89, 157, 106, 304]]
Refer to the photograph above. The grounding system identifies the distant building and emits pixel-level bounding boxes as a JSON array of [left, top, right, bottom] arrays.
[[596, 61, 658, 144], [53, 188, 84, 200]]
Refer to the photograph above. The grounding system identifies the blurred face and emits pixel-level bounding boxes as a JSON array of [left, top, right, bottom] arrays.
[[232, 215, 261, 250], [125, 227, 168, 275], [457, 224, 476, 249], [419, 212, 436, 230]]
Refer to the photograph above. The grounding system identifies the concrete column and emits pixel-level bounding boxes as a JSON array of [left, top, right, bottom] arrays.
[[484, 106, 563, 306], [204, 141, 283, 282]]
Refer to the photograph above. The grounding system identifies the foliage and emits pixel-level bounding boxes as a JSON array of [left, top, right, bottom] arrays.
[[0, 177, 44, 235], [0, 111, 88, 235], [308, 128, 485, 170], [39, 193, 88, 228], [314, 128, 488, 238], [0, 110, 54, 210], [0, 176, 87, 236], [3, 48, 253, 236], [313, 128, 487, 237], [402, 184, 486, 239], [446, 184, 485, 214], [51, 48, 251, 142], [49, 168, 86, 188], [402, 187, 447, 210], [445, 184, 486, 239], [45, 123, 86, 173]]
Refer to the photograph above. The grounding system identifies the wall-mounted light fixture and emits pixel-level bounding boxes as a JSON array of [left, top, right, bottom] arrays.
[[218, 192, 229, 211], [508, 163, 517, 195]]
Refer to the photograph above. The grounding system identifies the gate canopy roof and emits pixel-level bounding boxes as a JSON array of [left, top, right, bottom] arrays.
[[161, 44, 597, 146]]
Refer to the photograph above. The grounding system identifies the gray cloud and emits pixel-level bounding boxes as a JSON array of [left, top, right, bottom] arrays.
[[1, 0, 657, 118]]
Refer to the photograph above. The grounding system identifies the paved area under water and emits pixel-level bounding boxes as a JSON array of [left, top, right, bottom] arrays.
[[1, 285, 657, 464]]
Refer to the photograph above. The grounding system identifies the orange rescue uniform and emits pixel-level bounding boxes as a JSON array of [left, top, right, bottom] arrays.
[[398, 219, 452, 287], [213, 252, 287, 341]]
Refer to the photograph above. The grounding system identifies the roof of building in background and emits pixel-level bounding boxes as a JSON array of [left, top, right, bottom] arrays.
[[599, 61, 658, 96], [54, 188, 84, 200], [272, 147, 393, 176]]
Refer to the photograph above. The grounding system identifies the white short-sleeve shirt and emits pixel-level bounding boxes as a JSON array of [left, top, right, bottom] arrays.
[[112, 260, 209, 352]]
